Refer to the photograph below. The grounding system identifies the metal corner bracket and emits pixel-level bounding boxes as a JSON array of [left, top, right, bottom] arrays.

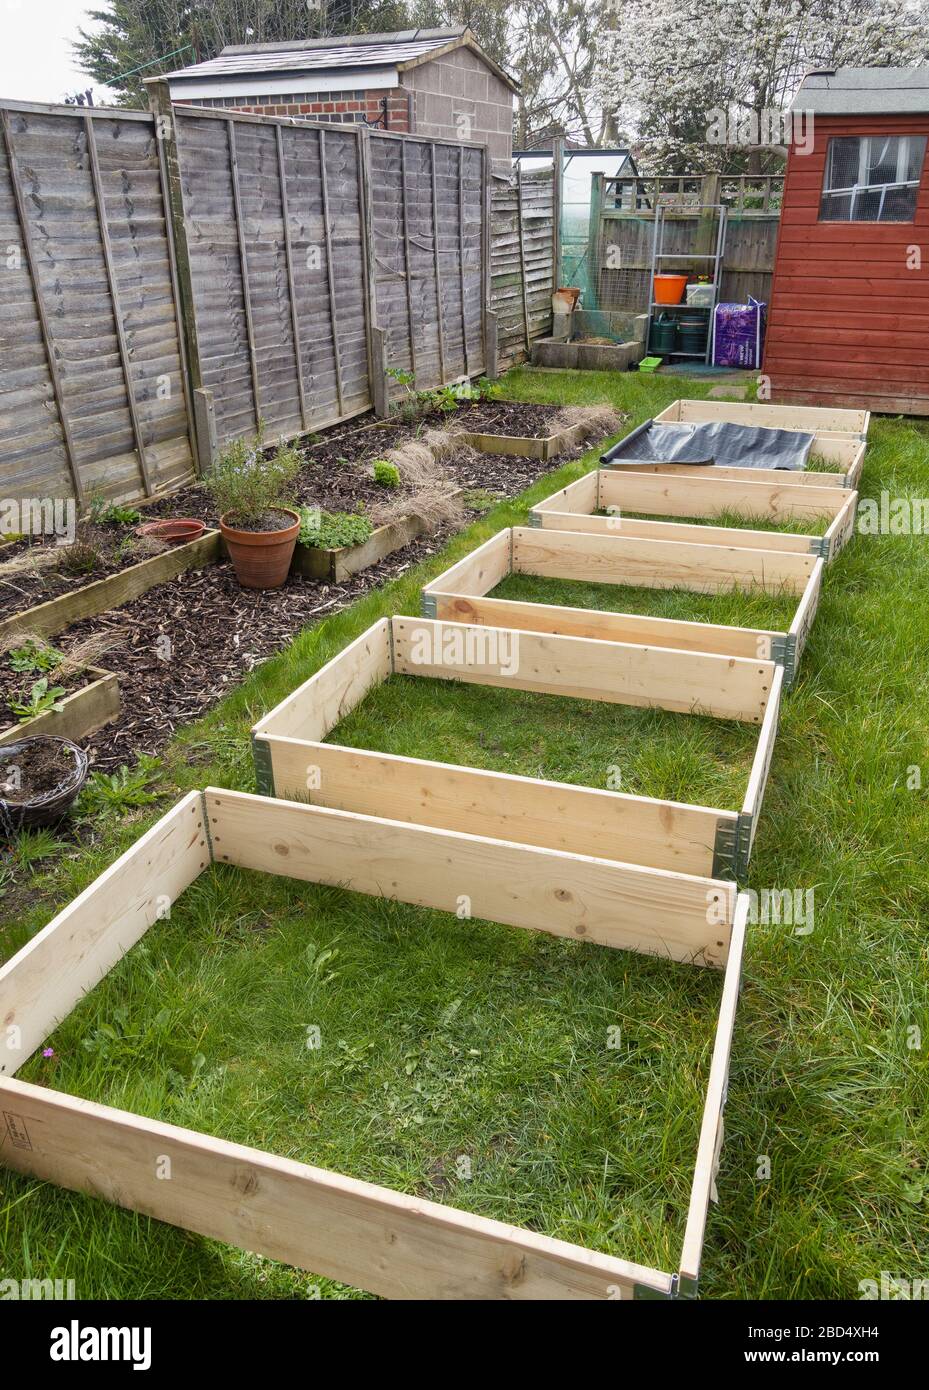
[[252, 735, 275, 798], [712, 813, 753, 882], [421, 592, 437, 619]]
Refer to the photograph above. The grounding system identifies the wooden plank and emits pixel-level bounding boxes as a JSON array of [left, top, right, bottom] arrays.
[[532, 472, 599, 514], [391, 616, 774, 724], [511, 527, 816, 596], [787, 560, 823, 670], [275, 125, 309, 433], [457, 145, 470, 377], [83, 113, 153, 497], [531, 508, 816, 555], [822, 490, 858, 561], [0, 666, 119, 747], [605, 462, 846, 489], [679, 892, 749, 1283], [261, 735, 736, 878], [423, 530, 512, 599], [515, 161, 531, 352], [153, 122, 198, 476], [207, 788, 735, 965], [356, 127, 380, 414], [1, 108, 85, 507], [253, 617, 392, 743], [0, 793, 208, 1074], [427, 592, 781, 662], [597, 470, 847, 525], [0, 1074, 670, 1299], [655, 397, 868, 436], [318, 129, 345, 417], [428, 143, 447, 383], [399, 138, 417, 386], [226, 118, 261, 430], [740, 664, 783, 861], [0, 529, 221, 645]]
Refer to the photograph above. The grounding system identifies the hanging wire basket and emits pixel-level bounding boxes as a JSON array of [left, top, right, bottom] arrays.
[[0, 736, 90, 831]]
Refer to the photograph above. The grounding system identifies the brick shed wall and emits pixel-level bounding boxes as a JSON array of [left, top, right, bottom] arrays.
[[401, 47, 514, 168], [187, 89, 411, 131]]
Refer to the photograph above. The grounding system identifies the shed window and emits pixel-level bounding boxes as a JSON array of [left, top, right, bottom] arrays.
[[819, 134, 926, 222]]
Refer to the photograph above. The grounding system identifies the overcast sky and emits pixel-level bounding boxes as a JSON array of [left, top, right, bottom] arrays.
[[0, 0, 117, 104]]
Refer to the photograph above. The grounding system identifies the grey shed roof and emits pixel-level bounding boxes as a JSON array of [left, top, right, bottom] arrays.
[[165, 26, 519, 91], [792, 67, 929, 115]]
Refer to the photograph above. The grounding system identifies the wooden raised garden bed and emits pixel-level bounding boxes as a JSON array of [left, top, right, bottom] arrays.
[[253, 614, 783, 882], [0, 788, 750, 1298], [291, 492, 464, 584], [0, 665, 120, 748], [423, 526, 823, 693], [647, 398, 867, 489], [530, 469, 858, 563], [0, 529, 222, 646]]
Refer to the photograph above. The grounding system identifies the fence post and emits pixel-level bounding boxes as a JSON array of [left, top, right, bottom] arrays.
[[358, 127, 389, 417], [587, 171, 605, 312], [481, 145, 498, 379], [551, 134, 564, 290], [147, 79, 214, 472]]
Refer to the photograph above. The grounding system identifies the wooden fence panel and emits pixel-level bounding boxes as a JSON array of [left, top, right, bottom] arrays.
[[491, 168, 554, 369], [0, 102, 196, 506]]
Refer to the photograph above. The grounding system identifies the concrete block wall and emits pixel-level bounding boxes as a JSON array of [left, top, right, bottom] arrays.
[[402, 47, 514, 167]]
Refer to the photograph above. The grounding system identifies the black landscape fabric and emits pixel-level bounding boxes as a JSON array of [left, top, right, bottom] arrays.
[[601, 419, 815, 470]]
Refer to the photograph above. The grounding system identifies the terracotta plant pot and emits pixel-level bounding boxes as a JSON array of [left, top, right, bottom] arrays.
[[219, 508, 300, 589], [136, 518, 207, 545]]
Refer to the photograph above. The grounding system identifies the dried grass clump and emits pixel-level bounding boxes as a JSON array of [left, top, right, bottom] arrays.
[[58, 631, 123, 680], [124, 534, 171, 561], [550, 404, 625, 440], [0, 545, 61, 579], [367, 435, 464, 533]]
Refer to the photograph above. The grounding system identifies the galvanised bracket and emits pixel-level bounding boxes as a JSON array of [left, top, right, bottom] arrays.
[[198, 790, 216, 863], [633, 1273, 698, 1300], [712, 813, 753, 882], [252, 734, 275, 797], [808, 535, 830, 560], [768, 631, 799, 688], [528, 510, 542, 528], [421, 592, 437, 619]]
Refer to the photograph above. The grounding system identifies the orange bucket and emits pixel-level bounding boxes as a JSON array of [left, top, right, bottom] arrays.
[[653, 274, 689, 305]]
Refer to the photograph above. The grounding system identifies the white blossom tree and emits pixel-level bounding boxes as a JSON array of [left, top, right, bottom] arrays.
[[597, 0, 929, 171]]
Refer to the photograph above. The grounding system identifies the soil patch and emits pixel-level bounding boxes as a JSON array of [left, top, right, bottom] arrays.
[[0, 739, 82, 804]]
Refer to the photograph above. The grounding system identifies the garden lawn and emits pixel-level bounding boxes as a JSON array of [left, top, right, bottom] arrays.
[[1, 367, 927, 1301]]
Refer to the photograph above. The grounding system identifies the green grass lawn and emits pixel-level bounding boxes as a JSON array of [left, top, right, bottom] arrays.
[[2, 367, 928, 1301]]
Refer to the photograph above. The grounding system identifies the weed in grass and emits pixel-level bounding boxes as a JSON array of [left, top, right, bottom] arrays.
[[77, 755, 162, 822]]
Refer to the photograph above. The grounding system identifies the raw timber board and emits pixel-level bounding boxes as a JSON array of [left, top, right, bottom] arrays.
[[653, 397, 870, 438], [605, 438, 865, 491], [0, 530, 222, 645], [424, 528, 823, 687], [252, 614, 783, 880], [290, 490, 464, 583], [452, 419, 592, 461], [530, 471, 858, 563], [0, 666, 119, 747], [0, 789, 751, 1299]]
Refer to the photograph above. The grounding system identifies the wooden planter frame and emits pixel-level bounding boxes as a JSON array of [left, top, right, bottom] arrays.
[[0, 530, 222, 646], [452, 418, 594, 462], [423, 527, 823, 690], [253, 614, 783, 883], [530, 469, 858, 564], [647, 398, 867, 490], [0, 787, 750, 1299], [0, 665, 120, 748], [290, 491, 465, 583]]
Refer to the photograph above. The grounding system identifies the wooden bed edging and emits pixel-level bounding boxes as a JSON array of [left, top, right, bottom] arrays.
[[251, 613, 781, 879], [290, 490, 465, 583], [0, 530, 222, 645], [423, 528, 825, 689], [0, 665, 120, 748], [452, 418, 591, 461], [0, 787, 753, 1298]]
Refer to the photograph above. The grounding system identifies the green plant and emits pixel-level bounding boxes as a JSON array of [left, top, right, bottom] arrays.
[[372, 459, 401, 489], [77, 755, 162, 821], [90, 499, 142, 527], [10, 678, 67, 722], [8, 639, 64, 674], [297, 508, 374, 550], [56, 537, 105, 575], [204, 438, 303, 526], [476, 376, 501, 400]]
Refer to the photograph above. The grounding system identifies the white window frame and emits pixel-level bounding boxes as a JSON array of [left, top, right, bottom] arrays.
[[820, 134, 925, 222]]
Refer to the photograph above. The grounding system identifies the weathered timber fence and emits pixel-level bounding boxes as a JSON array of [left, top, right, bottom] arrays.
[[0, 94, 498, 504], [589, 171, 780, 317], [0, 103, 197, 508], [490, 166, 555, 370]]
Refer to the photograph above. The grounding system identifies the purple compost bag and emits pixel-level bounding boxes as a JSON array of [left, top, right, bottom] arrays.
[[712, 296, 767, 369]]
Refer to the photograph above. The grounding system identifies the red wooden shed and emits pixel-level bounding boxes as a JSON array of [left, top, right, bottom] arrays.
[[765, 67, 929, 415]]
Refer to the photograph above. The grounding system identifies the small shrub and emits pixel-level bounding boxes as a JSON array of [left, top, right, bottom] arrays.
[[372, 459, 401, 489], [204, 438, 302, 526], [7, 638, 64, 674], [298, 508, 374, 550]]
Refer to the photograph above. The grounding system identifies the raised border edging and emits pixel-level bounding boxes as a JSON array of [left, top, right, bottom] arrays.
[[0, 666, 120, 747]]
